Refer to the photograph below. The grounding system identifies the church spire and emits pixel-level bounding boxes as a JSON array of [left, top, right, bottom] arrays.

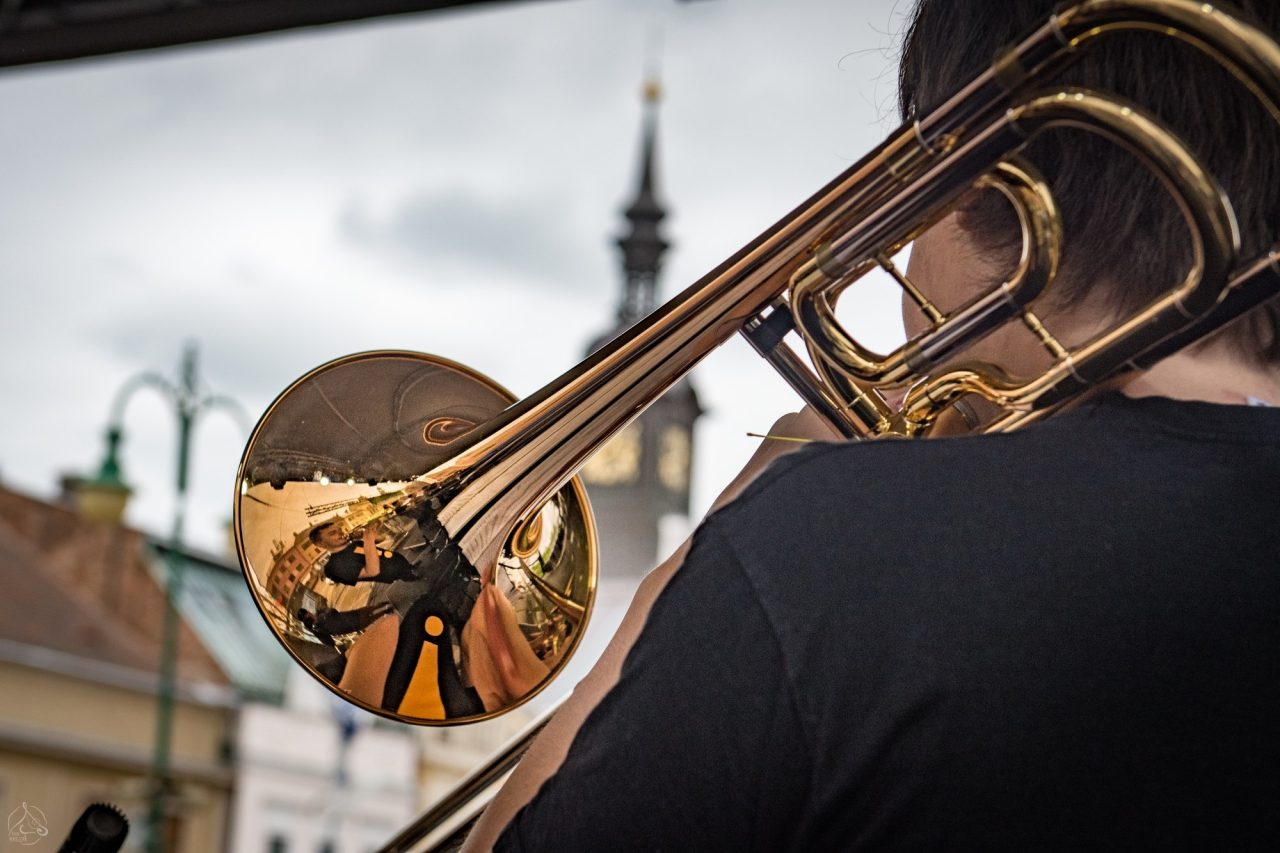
[[579, 70, 701, 582], [615, 78, 670, 326]]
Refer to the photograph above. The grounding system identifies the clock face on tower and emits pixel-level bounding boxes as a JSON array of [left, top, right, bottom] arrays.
[[658, 424, 691, 493], [581, 422, 642, 486]]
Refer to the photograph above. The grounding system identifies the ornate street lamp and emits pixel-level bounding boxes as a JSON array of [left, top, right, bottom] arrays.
[[93, 343, 244, 853], [72, 427, 133, 524]]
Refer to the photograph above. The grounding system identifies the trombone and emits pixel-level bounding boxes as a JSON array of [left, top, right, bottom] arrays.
[[231, 0, 1280, 848]]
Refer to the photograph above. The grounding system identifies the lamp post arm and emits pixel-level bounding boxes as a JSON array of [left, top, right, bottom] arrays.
[[106, 372, 178, 430], [200, 393, 253, 435]]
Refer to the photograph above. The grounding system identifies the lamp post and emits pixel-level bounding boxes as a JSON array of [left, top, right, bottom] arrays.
[[93, 343, 244, 853]]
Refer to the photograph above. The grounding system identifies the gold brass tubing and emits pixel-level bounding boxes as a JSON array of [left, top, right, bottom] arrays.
[[830, 368, 895, 437], [1131, 247, 1280, 372], [901, 159, 1062, 373], [741, 311, 873, 439], [1021, 310, 1071, 361], [1005, 90, 1236, 395], [433, 92, 997, 555], [739, 304, 868, 436], [905, 1, 1280, 189], [375, 704, 561, 852], [899, 89, 1237, 432], [883, 126, 940, 185], [879, 252, 943, 325], [520, 563, 587, 626], [799, 335, 895, 436], [899, 366, 1021, 433], [991, 248, 1280, 431], [1053, 1, 1280, 126], [789, 156, 1060, 385], [426, 119, 950, 567]]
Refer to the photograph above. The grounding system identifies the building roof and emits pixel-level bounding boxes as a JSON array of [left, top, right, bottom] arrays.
[[0, 485, 294, 700], [152, 542, 293, 702], [0, 486, 227, 686], [0, 515, 159, 673]]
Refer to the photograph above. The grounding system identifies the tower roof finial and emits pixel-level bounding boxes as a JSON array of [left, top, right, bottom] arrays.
[[643, 77, 663, 105], [616, 72, 669, 313]]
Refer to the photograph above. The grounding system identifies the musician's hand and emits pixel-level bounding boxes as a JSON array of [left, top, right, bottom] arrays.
[[708, 406, 841, 514]]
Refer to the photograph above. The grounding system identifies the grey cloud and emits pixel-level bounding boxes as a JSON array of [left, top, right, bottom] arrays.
[[339, 187, 594, 291], [75, 246, 609, 411]]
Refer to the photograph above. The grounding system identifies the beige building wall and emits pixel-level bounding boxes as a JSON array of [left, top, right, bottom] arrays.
[[0, 659, 234, 852]]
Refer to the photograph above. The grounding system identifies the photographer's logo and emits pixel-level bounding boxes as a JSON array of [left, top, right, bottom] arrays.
[[7, 802, 49, 846]]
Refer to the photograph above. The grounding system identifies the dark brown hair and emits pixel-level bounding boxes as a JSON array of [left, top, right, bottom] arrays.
[[898, 0, 1279, 365], [309, 521, 340, 545]]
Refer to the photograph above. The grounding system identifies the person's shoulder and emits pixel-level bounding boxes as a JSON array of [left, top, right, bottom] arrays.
[[701, 404, 1130, 556], [704, 392, 1272, 552], [713, 428, 1013, 518], [323, 550, 360, 585], [714, 393, 1215, 521]]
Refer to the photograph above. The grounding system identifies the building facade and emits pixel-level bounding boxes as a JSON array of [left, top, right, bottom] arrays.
[[0, 487, 235, 852]]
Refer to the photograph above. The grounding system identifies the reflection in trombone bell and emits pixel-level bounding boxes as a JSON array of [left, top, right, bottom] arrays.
[[296, 601, 396, 648], [311, 519, 421, 586], [247, 474, 592, 722], [235, 353, 599, 724], [283, 483, 584, 721]]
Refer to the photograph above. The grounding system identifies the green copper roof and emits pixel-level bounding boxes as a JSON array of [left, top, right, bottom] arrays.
[[151, 541, 292, 703]]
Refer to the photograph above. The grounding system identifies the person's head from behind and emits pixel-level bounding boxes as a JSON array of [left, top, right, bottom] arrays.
[[310, 521, 348, 552], [896, 0, 1279, 391], [296, 608, 316, 630]]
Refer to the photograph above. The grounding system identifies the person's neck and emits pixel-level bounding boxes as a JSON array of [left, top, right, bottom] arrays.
[[1118, 346, 1279, 406]]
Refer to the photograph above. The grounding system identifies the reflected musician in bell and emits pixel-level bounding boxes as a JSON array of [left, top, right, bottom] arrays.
[[312, 519, 421, 586], [297, 601, 395, 648], [312, 497, 490, 719], [467, 0, 1280, 849], [309, 514, 467, 715]]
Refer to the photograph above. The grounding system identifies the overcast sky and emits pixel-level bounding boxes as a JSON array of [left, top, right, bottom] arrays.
[[0, 0, 912, 557]]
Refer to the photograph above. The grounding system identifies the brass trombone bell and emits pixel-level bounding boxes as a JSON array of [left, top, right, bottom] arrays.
[[234, 352, 596, 724]]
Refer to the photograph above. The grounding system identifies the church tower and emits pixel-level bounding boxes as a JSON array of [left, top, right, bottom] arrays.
[[579, 79, 702, 579]]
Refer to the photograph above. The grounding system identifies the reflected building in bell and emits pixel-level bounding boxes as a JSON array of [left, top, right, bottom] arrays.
[[266, 529, 328, 613], [580, 80, 702, 579]]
